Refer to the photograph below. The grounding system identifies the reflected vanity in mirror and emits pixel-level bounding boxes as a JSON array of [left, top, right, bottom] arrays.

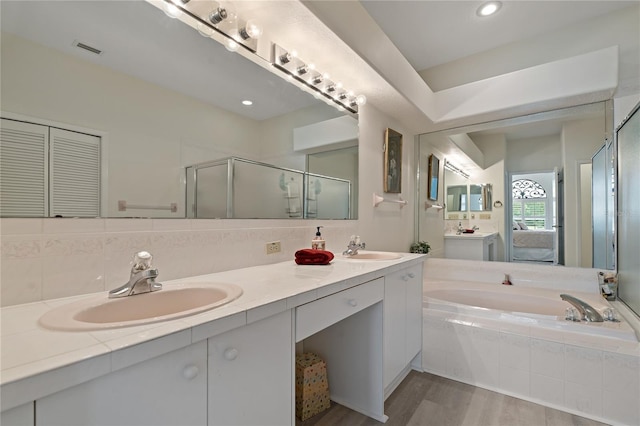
[[470, 184, 492, 212], [0, 0, 358, 220]]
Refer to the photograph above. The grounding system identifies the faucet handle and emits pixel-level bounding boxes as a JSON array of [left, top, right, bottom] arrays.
[[132, 251, 153, 272]]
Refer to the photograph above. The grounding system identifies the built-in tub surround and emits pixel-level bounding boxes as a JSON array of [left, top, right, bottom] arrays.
[[0, 218, 358, 307], [423, 258, 640, 426]]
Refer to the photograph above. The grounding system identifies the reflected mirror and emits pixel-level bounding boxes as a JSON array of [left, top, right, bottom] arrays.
[[446, 185, 467, 212], [470, 184, 492, 212], [0, 0, 358, 219]]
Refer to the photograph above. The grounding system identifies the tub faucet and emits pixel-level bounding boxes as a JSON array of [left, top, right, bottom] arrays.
[[109, 251, 162, 298], [560, 294, 603, 322], [343, 235, 366, 255]]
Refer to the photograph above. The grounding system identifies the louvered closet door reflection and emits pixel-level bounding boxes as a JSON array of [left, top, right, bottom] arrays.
[[0, 119, 49, 217], [50, 128, 100, 217]]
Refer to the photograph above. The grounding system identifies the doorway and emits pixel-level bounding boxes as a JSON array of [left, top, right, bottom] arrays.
[[508, 171, 563, 265]]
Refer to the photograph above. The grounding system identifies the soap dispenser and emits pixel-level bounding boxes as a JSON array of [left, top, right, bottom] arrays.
[[312, 226, 325, 250]]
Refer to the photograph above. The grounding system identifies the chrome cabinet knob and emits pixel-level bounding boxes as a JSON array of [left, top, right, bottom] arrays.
[[224, 347, 239, 361], [182, 364, 199, 380]]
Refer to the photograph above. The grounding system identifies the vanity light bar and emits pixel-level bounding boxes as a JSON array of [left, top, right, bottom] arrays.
[[444, 160, 470, 179], [272, 44, 364, 114], [159, 0, 259, 53]]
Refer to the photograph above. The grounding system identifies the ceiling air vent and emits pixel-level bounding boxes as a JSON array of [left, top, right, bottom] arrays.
[[72, 40, 103, 56]]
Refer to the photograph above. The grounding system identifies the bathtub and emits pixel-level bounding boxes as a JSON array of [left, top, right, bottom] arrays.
[[425, 281, 639, 342], [422, 279, 640, 426]]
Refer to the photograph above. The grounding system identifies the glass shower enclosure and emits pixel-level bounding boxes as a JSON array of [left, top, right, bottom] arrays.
[[186, 157, 351, 219]]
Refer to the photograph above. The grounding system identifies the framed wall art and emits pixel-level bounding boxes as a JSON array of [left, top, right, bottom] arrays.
[[427, 154, 440, 201], [384, 128, 402, 193]]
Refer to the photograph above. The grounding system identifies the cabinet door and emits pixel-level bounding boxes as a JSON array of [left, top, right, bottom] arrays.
[[383, 270, 407, 389], [383, 264, 424, 391], [404, 264, 423, 363], [1, 402, 34, 426], [208, 310, 293, 426], [36, 342, 207, 426]]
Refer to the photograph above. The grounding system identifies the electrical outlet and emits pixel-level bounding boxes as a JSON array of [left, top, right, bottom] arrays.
[[448, 214, 459, 220], [480, 213, 491, 220], [266, 241, 281, 255]]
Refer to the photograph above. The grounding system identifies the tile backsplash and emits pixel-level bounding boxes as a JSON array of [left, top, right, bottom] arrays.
[[0, 219, 357, 307]]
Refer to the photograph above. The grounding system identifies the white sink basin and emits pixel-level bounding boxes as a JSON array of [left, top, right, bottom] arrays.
[[39, 282, 243, 331], [343, 251, 402, 260]]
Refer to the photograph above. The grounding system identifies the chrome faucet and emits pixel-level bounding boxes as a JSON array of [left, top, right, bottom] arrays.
[[456, 222, 464, 235], [560, 294, 603, 322], [109, 251, 162, 298], [343, 235, 366, 256]]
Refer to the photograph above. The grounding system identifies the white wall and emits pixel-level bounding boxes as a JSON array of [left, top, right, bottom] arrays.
[[417, 146, 447, 258], [580, 163, 593, 267], [471, 134, 506, 260], [506, 135, 562, 172], [562, 117, 605, 267], [356, 104, 416, 252]]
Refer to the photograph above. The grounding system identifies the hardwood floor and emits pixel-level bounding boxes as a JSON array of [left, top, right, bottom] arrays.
[[297, 371, 609, 426]]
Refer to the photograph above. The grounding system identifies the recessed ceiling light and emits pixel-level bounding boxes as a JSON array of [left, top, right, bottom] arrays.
[[242, 100, 253, 106], [477, 1, 502, 17]]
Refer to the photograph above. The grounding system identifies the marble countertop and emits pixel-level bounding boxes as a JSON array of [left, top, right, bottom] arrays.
[[1, 252, 425, 410], [444, 231, 498, 239]]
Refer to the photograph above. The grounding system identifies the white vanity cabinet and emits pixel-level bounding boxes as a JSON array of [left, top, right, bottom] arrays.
[[208, 310, 293, 426], [444, 232, 498, 261], [383, 263, 423, 396], [1, 402, 34, 425], [35, 341, 208, 426]]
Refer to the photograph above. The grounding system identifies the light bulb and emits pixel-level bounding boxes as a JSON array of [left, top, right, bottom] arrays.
[[196, 22, 213, 37], [163, 2, 182, 18], [355, 94, 367, 106], [228, 28, 241, 42], [477, 1, 501, 17], [224, 38, 239, 52], [241, 19, 263, 39]]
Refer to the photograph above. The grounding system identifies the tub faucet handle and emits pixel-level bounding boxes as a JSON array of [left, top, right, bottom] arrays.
[[565, 307, 581, 322]]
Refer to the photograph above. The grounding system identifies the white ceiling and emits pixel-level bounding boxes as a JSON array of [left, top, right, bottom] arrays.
[[361, 1, 636, 72]]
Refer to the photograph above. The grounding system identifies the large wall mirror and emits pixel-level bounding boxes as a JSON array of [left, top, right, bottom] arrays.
[[0, 0, 358, 219], [418, 101, 614, 269]]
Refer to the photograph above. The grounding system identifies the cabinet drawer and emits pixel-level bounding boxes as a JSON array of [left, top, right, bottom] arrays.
[[296, 277, 383, 341]]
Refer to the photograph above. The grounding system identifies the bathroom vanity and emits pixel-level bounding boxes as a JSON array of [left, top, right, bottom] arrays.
[[444, 232, 498, 261], [0, 253, 425, 425]]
